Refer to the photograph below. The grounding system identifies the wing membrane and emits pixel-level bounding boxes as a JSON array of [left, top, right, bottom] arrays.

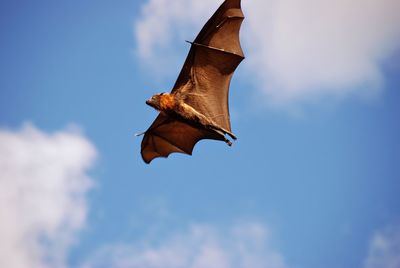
[[141, 113, 223, 164], [172, 0, 245, 131]]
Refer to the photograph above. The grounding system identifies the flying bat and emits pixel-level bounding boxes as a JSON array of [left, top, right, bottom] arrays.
[[140, 0, 245, 164]]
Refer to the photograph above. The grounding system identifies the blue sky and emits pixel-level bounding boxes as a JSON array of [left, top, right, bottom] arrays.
[[1, 0, 399, 268]]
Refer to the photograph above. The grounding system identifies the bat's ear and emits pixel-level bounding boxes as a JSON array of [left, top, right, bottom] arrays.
[[159, 92, 165, 96]]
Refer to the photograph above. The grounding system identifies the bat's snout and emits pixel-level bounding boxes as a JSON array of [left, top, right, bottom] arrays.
[[145, 98, 155, 106], [146, 98, 157, 110]]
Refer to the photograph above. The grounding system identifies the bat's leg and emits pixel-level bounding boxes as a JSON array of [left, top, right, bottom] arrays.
[[178, 103, 237, 141], [208, 114, 237, 140]]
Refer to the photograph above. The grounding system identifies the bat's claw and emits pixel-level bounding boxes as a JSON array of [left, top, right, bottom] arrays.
[[135, 131, 146, 137]]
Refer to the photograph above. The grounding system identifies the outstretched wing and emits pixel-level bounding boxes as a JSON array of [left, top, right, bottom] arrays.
[[141, 113, 224, 164], [172, 0, 245, 132]]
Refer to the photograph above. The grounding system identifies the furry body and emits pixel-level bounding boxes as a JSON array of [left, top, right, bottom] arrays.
[[146, 93, 236, 143]]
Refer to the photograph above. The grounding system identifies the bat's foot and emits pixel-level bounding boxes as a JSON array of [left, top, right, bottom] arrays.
[[213, 128, 233, 146], [226, 131, 237, 140], [224, 138, 233, 146], [212, 125, 237, 140]]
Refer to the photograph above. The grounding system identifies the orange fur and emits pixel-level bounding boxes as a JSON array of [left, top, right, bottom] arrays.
[[159, 93, 175, 110]]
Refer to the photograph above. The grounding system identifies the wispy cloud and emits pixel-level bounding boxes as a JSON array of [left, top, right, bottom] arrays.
[[364, 224, 400, 268], [82, 222, 288, 268], [134, 0, 400, 106], [0, 123, 97, 268]]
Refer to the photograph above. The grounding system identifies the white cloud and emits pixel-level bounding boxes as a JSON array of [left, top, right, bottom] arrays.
[[0, 123, 97, 268], [134, 0, 400, 106], [82, 222, 288, 268], [364, 225, 400, 268]]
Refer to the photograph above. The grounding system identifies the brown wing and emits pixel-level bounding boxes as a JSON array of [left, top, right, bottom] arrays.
[[171, 0, 245, 132], [141, 113, 224, 164]]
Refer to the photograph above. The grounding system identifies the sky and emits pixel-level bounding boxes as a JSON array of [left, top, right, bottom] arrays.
[[0, 0, 400, 268]]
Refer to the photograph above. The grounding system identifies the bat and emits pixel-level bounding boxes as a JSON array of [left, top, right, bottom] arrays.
[[140, 0, 245, 164]]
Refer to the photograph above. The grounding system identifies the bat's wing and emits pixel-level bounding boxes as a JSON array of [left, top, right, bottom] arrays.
[[141, 113, 224, 164], [172, 0, 245, 132]]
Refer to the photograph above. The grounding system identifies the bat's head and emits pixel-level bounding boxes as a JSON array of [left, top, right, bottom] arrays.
[[146, 93, 164, 110], [146, 93, 175, 111]]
